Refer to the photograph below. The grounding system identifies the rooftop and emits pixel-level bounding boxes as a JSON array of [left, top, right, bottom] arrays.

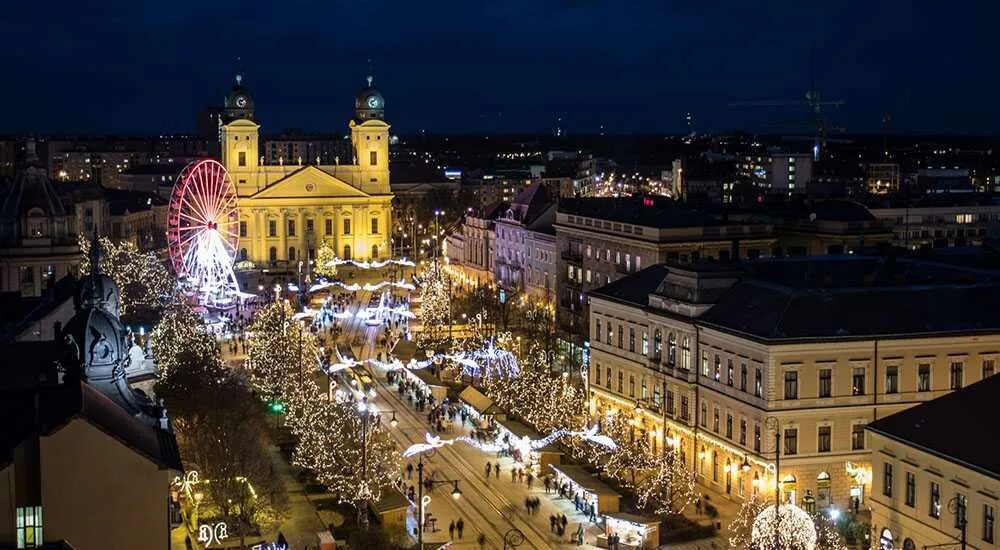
[[867, 374, 1000, 480], [557, 197, 718, 229]]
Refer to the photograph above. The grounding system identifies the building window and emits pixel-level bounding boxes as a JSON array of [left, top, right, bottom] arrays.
[[918, 364, 931, 392], [325, 219, 333, 235], [755, 368, 762, 397], [740, 420, 747, 445], [371, 217, 379, 234], [983, 359, 996, 379], [606, 368, 611, 388], [681, 336, 690, 369], [595, 364, 601, 387], [606, 324, 612, 345], [905, 472, 916, 507], [818, 426, 831, 453], [754, 425, 761, 452], [629, 375, 635, 397], [714, 355, 721, 381], [629, 328, 635, 352], [727, 360, 734, 386], [306, 218, 314, 233], [951, 361, 964, 389], [678, 395, 689, 420], [700, 402, 707, 427], [886, 366, 899, 394], [985, 504, 995, 543], [641, 331, 648, 355], [238, 151, 246, 167], [784, 428, 798, 455], [16, 506, 42, 548], [269, 246, 277, 262], [852, 367, 866, 395], [702, 352, 709, 376], [288, 246, 296, 261], [370, 151, 378, 166], [617, 371, 623, 393], [653, 329, 662, 361], [666, 390, 674, 416], [740, 363, 747, 392], [883, 463, 893, 497], [713, 408, 720, 433], [784, 371, 798, 400], [268, 219, 277, 237], [818, 368, 832, 398], [287, 219, 296, 237], [239, 221, 247, 237], [852, 424, 865, 450], [930, 482, 941, 518], [343, 218, 352, 235], [725, 414, 733, 439], [595, 320, 602, 343]]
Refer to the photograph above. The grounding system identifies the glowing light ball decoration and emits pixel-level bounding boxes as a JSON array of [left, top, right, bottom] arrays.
[[751, 503, 817, 550], [167, 159, 241, 305]]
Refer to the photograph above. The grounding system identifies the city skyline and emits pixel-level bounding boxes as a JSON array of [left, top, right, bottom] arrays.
[[2, 1, 999, 136]]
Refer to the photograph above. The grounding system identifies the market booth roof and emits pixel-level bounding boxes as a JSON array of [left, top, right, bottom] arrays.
[[548, 464, 620, 497], [391, 339, 419, 362], [458, 385, 497, 416]]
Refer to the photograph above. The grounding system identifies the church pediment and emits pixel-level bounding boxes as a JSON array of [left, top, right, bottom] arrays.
[[248, 166, 371, 199]]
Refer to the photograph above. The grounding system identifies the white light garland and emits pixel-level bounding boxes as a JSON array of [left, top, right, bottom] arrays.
[[751, 503, 818, 550]]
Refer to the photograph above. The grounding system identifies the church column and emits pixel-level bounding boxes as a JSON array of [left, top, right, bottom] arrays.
[[279, 210, 288, 262], [254, 209, 264, 262], [297, 209, 306, 263]]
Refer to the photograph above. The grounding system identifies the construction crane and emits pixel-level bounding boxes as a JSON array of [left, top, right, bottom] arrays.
[[729, 50, 845, 160]]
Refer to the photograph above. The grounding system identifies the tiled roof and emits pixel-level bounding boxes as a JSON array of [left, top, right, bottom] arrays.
[[867, 375, 1000, 479]]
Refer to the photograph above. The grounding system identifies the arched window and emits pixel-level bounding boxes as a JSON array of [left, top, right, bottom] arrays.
[[371, 216, 379, 234], [725, 459, 732, 493], [879, 528, 894, 550], [753, 472, 760, 496], [712, 451, 719, 482], [288, 246, 296, 261], [239, 248, 248, 261], [668, 332, 676, 366], [817, 471, 832, 509], [343, 245, 351, 260], [371, 244, 379, 258], [268, 246, 277, 263], [653, 329, 662, 361], [681, 336, 691, 370], [902, 539, 915, 550]]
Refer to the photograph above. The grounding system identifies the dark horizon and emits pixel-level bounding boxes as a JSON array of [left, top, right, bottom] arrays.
[[3, 1, 999, 136]]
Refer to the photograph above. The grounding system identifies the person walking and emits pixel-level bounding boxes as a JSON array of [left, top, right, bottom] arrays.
[[511, 467, 517, 482], [448, 520, 456, 540], [456, 517, 465, 539], [526, 472, 533, 488], [484, 461, 492, 480], [494, 463, 500, 479], [406, 463, 414, 480]]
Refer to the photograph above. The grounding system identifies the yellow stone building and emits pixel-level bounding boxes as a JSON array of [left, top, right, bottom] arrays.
[[219, 75, 393, 265]]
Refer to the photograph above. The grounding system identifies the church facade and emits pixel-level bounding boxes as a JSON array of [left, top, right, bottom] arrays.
[[220, 75, 393, 266]]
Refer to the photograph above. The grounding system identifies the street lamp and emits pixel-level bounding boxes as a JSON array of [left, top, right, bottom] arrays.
[[415, 454, 463, 549]]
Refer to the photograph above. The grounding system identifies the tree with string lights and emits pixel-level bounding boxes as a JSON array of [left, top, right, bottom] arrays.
[[78, 234, 173, 314], [729, 491, 769, 549], [417, 266, 451, 345], [314, 242, 338, 279], [245, 301, 318, 406], [151, 299, 221, 379], [633, 448, 696, 516]]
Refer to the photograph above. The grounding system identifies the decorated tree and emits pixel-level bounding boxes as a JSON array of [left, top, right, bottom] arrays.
[[811, 512, 847, 550], [751, 503, 818, 550], [729, 491, 769, 549], [314, 242, 338, 279], [151, 299, 221, 378], [290, 397, 400, 517], [245, 301, 318, 405], [79, 234, 173, 314], [417, 266, 451, 345], [633, 449, 696, 515]]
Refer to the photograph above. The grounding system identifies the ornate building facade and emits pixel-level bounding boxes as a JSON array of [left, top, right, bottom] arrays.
[[220, 75, 393, 265]]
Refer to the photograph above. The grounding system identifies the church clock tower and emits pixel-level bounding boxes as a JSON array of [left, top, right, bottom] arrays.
[[219, 74, 259, 192], [350, 75, 390, 195]]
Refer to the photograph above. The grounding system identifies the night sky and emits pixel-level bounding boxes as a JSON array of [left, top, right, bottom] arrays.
[[2, 1, 998, 136]]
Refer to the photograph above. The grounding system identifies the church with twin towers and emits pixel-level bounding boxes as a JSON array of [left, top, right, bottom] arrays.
[[219, 74, 393, 265]]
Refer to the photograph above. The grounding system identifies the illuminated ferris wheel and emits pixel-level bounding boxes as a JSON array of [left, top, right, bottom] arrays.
[[166, 159, 241, 304]]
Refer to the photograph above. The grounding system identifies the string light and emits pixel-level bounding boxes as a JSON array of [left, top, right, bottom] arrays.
[[78, 234, 172, 314], [751, 503, 817, 550]]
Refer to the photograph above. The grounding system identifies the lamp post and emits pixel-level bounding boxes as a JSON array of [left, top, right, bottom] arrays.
[[947, 496, 968, 550], [415, 452, 461, 549], [765, 416, 781, 550]]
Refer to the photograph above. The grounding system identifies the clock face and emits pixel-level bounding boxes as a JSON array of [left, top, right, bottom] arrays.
[[367, 96, 380, 109], [235, 95, 247, 108]]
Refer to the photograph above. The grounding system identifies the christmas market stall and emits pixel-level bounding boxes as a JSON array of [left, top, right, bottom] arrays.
[[599, 512, 660, 550], [457, 385, 500, 427], [404, 368, 449, 404], [495, 418, 563, 473], [548, 464, 620, 517]]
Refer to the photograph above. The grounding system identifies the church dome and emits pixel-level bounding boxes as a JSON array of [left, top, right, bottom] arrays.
[[355, 75, 385, 121]]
